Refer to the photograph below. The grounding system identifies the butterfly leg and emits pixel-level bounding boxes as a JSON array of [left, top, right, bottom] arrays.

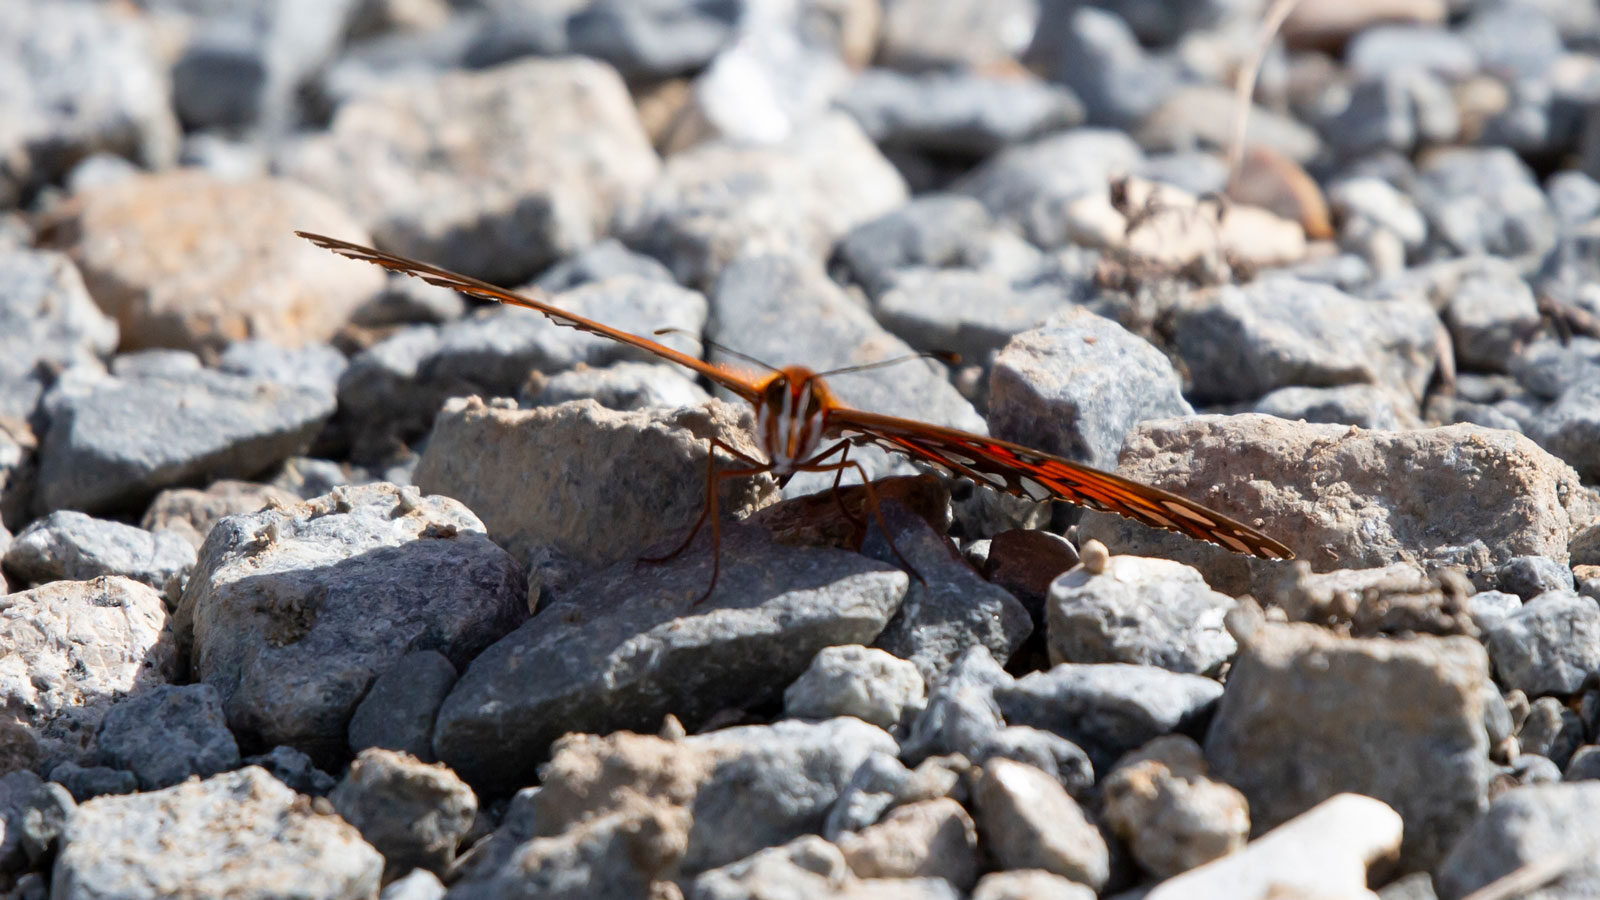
[[795, 441, 868, 529], [639, 436, 769, 605]]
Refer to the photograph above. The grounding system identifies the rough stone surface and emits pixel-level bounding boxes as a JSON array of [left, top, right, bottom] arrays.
[[94, 683, 240, 790], [433, 521, 906, 794], [957, 129, 1144, 249], [869, 268, 1070, 364], [836, 798, 979, 890], [0, 248, 117, 423], [1484, 591, 1600, 696], [414, 395, 773, 581], [838, 68, 1083, 158], [1435, 783, 1600, 900], [0, 769, 74, 876], [3, 511, 195, 602], [784, 645, 926, 732], [617, 114, 907, 289], [1252, 383, 1421, 430], [337, 274, 710, 458], [43, 170, 382, 355], [708, 253, 985, 432], [520, 361, 712, 412], [1047, 555, 1237, 676], [176, 482, 527, 764], [329, 748, 476, 880], [52, 767, 383, 900], [139, 479, 300, 550], [1170, 277, 1439, 405], [1078, 416, 1600, 596], [988, 307, 1193, 471], [282, 57, 659, 285], [690, 835, 850, 900], [971, 758, 1109, 890], [995, 662, 1224, 772], [0, 0, 179, 207], [33, 362, 335, 516], [1204, 622, 1490, 870], [347, 650, 458, 761], [0, 576, 176, 772], [861, 500, 1032, 680], [1100, 735, 1249, 878], [971, 870, 1097, 900], [1143, 794, 1404, 900]]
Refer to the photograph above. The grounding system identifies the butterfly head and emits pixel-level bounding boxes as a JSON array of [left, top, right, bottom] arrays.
[[756, 367, 835, 473]]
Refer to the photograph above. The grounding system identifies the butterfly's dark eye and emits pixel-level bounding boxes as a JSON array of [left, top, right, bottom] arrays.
[[762, 377, 789, 411]]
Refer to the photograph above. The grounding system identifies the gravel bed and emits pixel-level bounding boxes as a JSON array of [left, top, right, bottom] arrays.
[[3, 1, 1600, 899]]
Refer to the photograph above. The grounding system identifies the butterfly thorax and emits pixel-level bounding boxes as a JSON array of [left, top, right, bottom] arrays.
[[756, 366, 834, 474]]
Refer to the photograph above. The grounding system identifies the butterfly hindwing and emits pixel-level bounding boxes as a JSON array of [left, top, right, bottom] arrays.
[[295, 231, 763, 402], [827, 408, 1293, 560]]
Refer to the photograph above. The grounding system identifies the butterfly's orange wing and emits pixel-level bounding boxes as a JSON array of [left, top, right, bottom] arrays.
[[827, 407, 1293, 560], [296, 231, 764, 402]]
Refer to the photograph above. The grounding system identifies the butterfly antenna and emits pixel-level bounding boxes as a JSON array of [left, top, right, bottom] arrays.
[[816, 350, 961, 378], [652, 328, 781, 373]]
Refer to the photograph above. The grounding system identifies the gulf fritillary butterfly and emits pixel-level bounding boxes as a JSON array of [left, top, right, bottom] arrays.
[[298, 231, 1293, 596]]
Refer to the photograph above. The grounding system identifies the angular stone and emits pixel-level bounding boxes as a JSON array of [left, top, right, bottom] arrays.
[[1048, 554, 1236, 676], [1078, 416, 1600, 596], [1485, 591, 1600, 696], [3, 511, 195, 602], [971, 758, 1108, 890], [337, 275, 710, 458], [836, 798, 979, 890], [282, 57, 659, 285], [971, 870, 1097, 900], [0, 0, 178, 207], [1143, 794, 1403, 900], [34, 363, 334, 516], [347, 650, 458, 761], [1170, 277, 1439, 404], [995, 663, 1224, 772], [870, 268, 1071, 364], [329, 748, 476, 880], [44, 170, 381, 355], [0, 577, 176, 771], [520, 361, 712, 412], [1252, 384, 1421, 430], [690, 835, 850, 900], [988, 307, 1192, 471], [0, 248, 116, 422], [958, 129, 1144, 249], [838, 68, 1083, 157], [1435, 783, 1600, 900], [140, 479, 300, 550], [94, 684, 239, 790], [413, 396, 775, 571], [433, 521, 906, 793], [176, 482, 526, 763], [1100, 735, 1249, 878], [617, 114, 906, 289], [1204, 622, 1490, 869], [862, 501, 1032, 680], [784, 645, 926, 732], [52, 767, 382, 900]]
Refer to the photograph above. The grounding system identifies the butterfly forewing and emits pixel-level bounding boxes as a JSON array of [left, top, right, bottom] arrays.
[[294, 231, 764, 402], [827, 408, 1293, 560]]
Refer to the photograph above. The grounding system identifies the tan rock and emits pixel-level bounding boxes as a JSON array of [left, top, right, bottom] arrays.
[[42, 170, 381, 355], [837, 798, 979, 889], [140, 479, 299, 549], [413, 396, 777, 571], [1079, 415, 1600, 596]]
